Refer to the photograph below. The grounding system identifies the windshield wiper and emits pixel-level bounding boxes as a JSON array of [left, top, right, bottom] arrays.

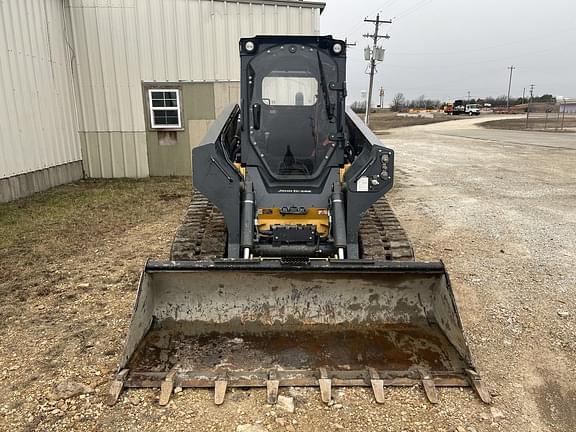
[[316, 51, 333, 120]]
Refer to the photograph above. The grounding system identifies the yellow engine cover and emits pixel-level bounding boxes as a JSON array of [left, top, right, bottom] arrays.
[[257, 208, 330, 238]]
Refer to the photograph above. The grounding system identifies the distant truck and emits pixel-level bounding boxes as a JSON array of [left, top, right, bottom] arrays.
[[444, 100, 466, 115], [465, 104, 481, 116]]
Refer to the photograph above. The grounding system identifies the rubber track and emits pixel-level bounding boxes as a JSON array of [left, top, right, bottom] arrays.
[[359, 198, 415, 261], [170, 190, 226, 261], [171, 190, 414, 261]]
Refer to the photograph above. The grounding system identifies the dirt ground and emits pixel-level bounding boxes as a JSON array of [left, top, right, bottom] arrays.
[[1, 117, 575, 431]]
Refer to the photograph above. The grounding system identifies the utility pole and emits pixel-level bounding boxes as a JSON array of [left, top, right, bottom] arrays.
[[526, 83, 535, 129], [467, 91, 471, 104], [363, 13, 392, 125], [522, 87, 526, 104], [506, 65, 515, 110], [560, 98, 567, 130]]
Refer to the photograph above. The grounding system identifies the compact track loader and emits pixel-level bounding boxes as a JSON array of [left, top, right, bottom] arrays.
[[109, 36, 490, 407]]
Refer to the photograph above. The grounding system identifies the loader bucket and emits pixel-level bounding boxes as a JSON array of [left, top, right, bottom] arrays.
[[108, 260, 490, 406]]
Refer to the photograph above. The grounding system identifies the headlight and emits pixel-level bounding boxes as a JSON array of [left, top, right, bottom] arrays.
[[244, 41, 255, 52], [332, 43, 343, 55]]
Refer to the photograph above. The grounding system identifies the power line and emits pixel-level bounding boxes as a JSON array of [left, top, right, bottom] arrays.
[[393, 0, 432, 20], [377, 25, 576, 57], [389, 45, 565, 63], [349, 43, 565, 73], [339, 0, 398, 37], [363, 13, 392, 125]]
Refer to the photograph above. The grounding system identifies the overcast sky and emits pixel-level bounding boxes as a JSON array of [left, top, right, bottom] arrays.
[[320, 0, 576, 105]]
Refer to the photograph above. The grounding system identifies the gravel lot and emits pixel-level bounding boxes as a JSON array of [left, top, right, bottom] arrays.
[[384, 117, 576, 431], [0, 117, 574, 431]]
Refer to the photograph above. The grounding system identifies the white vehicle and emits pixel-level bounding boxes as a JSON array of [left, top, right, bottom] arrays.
[[465, 103, 481, 116]]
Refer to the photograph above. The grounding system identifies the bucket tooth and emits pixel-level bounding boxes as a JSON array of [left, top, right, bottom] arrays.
[[419, 370, 439, 404], [107, 369, 128, 406], [367, 368, 385, 404], [466, 369, 492, 404], [214, 378, 228, 405], [318, 368, 332, 404], [159, 365, 179, 406], [266, 370, 280, 404]]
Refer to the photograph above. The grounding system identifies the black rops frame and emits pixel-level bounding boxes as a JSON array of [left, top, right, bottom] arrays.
[[239, 35, 348, 186], [192, 35, 394, 259]]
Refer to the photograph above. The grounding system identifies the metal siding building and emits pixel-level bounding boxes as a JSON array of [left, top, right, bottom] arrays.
[[0, 0, 323, 201], [0, 0, 83, 202], [67, 0, 322, 178], [559, 98, 576, 114]]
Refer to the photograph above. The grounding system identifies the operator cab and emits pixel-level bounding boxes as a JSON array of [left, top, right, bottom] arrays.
[[240, 36, 347, 182]]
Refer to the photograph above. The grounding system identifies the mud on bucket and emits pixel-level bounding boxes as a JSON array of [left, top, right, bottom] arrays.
[[110, 260, 490, 406]]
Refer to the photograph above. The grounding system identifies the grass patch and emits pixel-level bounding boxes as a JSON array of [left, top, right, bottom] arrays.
[[480, 118, 576, 132], [0, 178, 191, 298], [366, 111, 458, 133]]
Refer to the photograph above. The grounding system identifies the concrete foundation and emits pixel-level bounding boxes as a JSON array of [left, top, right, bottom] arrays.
[[0, 161, 84, 203]]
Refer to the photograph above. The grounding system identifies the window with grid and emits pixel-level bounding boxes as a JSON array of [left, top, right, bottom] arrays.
[[148, 89, 181, 128]]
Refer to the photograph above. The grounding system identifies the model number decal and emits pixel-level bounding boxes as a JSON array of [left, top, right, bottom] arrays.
[[277, 189, 312, 193]]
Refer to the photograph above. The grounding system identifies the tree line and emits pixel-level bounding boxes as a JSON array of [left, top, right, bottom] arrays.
[[350, 93, 557, 113], [388, 93, 557, 112]]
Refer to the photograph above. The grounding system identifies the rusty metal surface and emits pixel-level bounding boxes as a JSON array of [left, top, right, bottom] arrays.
[[119, 262, 475, 375], [124, 370, 471, 389], [117, 368, 478, 406], [129, 324, 465, 373]]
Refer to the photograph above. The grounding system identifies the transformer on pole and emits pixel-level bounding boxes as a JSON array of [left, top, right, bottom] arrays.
[[363, 13, 391, 125]]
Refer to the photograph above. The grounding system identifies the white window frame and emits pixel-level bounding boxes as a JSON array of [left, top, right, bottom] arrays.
[[148, 89, 182, 129]]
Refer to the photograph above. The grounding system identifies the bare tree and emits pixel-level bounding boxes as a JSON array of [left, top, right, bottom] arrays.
[[391, 92, 405, 112], [417, 94, 427, 109]]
